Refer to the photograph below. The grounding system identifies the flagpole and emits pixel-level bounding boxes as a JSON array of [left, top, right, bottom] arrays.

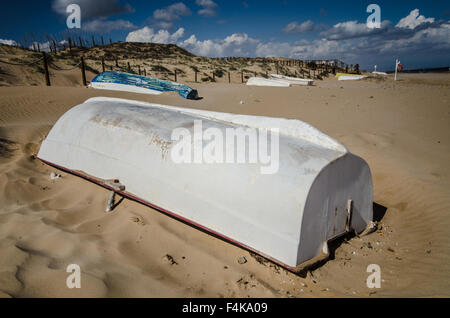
[[395, 59, 398, 81]]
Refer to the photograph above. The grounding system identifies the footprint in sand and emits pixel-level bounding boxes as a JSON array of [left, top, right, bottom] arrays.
[[163, 254, 178, 265], [129, 216, 146, 226]]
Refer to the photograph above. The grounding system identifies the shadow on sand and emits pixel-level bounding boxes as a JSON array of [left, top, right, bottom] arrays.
[[298, 202, 388, 277]]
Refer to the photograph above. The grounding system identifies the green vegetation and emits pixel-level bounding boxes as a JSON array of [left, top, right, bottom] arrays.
[[214, 68, 225, 78], [190, 65, 199, 72], [151, 65, 172, 74]]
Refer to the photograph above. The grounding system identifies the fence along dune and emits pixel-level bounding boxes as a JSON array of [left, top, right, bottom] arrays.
[[0, 39, 354, 88]]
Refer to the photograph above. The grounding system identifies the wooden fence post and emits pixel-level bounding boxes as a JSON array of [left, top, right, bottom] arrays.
[[174, 69, 177, 82], [138, 65, 141, 75], [241, 71, 244, 83], [195, 71, 198, 83], [101, 57, 105, 73], [127, 62, 131, 73], [115, 58, 119, 68], [81, 57, 87, 87], [42, 52, 51, 86], [144, 69, 147, 76], [228, 71, 231, 83], [212, 71, 215, 82]]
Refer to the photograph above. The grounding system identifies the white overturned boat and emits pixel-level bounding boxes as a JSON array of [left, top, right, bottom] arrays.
[[38, 97, 374, 272], [338, 75, 367, 81], [246, 77, 290, 87], [372, 71, 388, 76], [89, 71, 198, 99], [270, 74, 314, 86]]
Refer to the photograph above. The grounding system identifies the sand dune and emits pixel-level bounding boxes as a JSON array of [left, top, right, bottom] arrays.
[[0, 43, 332, 89], [0, 72, 449, 297]]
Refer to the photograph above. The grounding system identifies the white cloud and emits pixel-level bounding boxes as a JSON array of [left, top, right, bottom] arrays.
[[282, 20, 315, 33], [382, 22, 450, 54], [180, 33, 259, 57], [52, 0, 134, 18], [321, 20, 391, 40], [178, 18, 449, 70], [255, 42, 295, 58], [171, 28, 186, 41], [28, 40, 68, 52], [83, 18, 136, 33], [178, 31, 344, 60], [0, 39, 17, 46], [152, 2, 191, 29], [396, 9, 435, 29], [196, 0, 218, 17], [255, 39, 343, 60], [31, 42, 52, 52], [130, 7, 449, 70], [181, 35, 223, 56], [126, 27, 185, 44]]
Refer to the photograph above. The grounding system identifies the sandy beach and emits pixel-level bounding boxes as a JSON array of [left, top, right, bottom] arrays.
[[0, 70, 449, 297]]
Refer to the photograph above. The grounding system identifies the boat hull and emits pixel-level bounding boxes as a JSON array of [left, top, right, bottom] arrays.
[[90, 71, 198, 99], [246, 77, 291, 87], [270, 74, 314, 86], [38, 97, 373, 270]]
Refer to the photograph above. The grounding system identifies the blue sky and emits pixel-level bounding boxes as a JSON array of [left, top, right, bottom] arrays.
[[1, 0, 449, 70]]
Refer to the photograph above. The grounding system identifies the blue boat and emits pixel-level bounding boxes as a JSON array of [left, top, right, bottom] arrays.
[[90, 71, 198, 100]]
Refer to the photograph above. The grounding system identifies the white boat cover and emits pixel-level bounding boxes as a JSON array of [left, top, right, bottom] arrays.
[[89, 71, 199, 99], [338, 75, 368, 81], [246, 77, 291, 87], [269, 74, 314, 86], [90, 81, 163, 95], [38, 97, 373, 271], [372, 71, 388, 76]]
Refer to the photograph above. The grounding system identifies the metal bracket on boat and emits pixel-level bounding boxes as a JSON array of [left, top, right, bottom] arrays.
[[293, 241, 330, 274], [345, 199, 353, 232], [345, 199, 377, 237], [106, 191, 116, 213], [357, 221, 378, 237], [105, 179, 125, 213]]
